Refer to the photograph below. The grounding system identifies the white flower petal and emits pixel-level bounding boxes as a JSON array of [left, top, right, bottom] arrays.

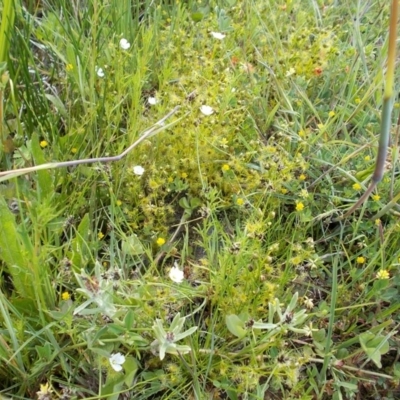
[[109, 352, 126, 372], [133, 165, 145, 176], [169, 263, 184, 283], [200, 105, 214, 116], [95, 66, 105, 78], [148, 97, 159, 105], [119, 38, 131, 50], [211, 31, 226, 40]]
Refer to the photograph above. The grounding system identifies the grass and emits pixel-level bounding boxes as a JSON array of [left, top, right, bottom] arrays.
[[0, 0, 400, 399]]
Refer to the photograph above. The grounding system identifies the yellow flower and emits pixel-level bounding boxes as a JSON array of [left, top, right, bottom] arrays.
[[298, 130, 306, 138], [222, 164, 230, 172], [281, 188, 288, 194], [71, 147, 78, 154], [156, 237, 166, 246], [66, 63, 74, 71], [181, 172, 188, 179], [299, 174, 306, 181], [167, 176, 174, 183], [300, 189, 309, 198], [220, 138, 229, 148], [40, 140, 48, 148], [376, 269, 390, 280], [372, 194, 380, 201], [61, 291, 70, 301], [236, 198, 244, 206], [37, 382, 52, 397], [98, 231, 104, 240], [356, 256, 366, 264], [364, 155, 371, 161], [317, 123, 324, 130], [352, 183, 362, 191], [116, 200, 122, 206], [328, 111, 335, 118], [296, 202, 304, 211], [375, 218, 381, 226], [355, 97, 361, 104]]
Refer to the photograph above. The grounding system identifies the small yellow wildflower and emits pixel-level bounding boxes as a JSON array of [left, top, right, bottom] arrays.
[[167, 176, 174, 183], [236, 198, 244, 206], [296, 202, 304, 211], [61, 291, 70, 301], [300, 189, 309, 198], [181, 172, 188, 179], [376, 269, 390, 280], [116, 200, 122, 206], [156, 237, 166, 246], [66, 63, 74, 71], [328, 111, 335, 118], [222, 164, 230, 172], [281, 188, 288, 194], [355, 98, 361, 104], [71, 147, 78, 154], [98, 231, 104, 240], [37, 382, 52, 399], [375, 218, 381, 226], [356, 256, 366, 264], [352, 183, 362, 191], [298, 130, 306, 138], [220, 138, 229, 148], [372, 194, 380, 201], [364, 155, 371, 161], [299, 174, 306, 181], [40, 140, 48, 148], [317, 123, 324, 130]]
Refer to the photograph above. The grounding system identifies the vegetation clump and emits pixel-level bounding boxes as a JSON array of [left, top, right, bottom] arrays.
[[0, 1, 399, 399]]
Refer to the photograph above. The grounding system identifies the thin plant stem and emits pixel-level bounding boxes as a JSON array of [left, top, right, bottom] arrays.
[[336, 0, 398, 220], [318, 251, 339, 396], [0, 106, 182, 182]]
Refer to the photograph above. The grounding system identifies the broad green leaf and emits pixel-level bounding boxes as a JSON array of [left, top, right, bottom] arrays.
[[226, 314, 247, 338], [30, 132, 53, 201], [191, 12, 203, 22], [252, 321, 277, 330], [359, 332, 389, 368], [69, 213, 90, 267], [121, 234, 144, 256], [287, 292, 299, 313], [312, 328, 326, 343], [124, 310, 135, 330], [124, 356, 139, 386], [35, 343, 52, 360], [0, 198, 34, 298], [45, 94, 68, 118]]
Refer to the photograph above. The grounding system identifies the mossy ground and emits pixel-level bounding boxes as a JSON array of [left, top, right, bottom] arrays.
[[0, 1, 400, 399]]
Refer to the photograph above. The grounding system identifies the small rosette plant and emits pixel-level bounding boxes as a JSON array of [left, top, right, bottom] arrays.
[[151, 313, 198, 360]]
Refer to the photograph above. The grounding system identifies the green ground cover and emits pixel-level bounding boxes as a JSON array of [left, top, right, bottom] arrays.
[[0, 0, 400, 399]]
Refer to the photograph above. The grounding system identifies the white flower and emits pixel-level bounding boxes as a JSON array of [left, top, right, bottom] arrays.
[[200, 105, 214, 116], [109, 353, 125, 372], [119, 38, 131, 50], [169, 263, 184, 283], [148, 97, 159, 105], [95, 66, 105, 78], [211, 31, 226, 40], [133, 165, 145, 176]]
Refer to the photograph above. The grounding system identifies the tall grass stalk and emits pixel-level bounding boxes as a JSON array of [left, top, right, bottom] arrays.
[[0, 0, 16, 150], [338, 0, 398, 219]]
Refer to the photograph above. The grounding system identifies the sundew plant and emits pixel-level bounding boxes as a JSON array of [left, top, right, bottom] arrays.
[[0, 1, 400, 399]]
